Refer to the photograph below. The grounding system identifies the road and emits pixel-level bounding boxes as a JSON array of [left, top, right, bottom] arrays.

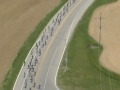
[[13, 0, 94, 90]]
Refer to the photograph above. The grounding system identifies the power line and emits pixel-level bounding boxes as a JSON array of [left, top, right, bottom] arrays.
[[99, 12, 103, 90], [109, 71, 113, 90], [96, 12, 114, 90], [96, 12, 103, 90]]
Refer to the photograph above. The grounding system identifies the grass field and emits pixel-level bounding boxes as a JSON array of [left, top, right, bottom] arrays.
[[57, 0, 120, 90], [0, 0, 67, 90]]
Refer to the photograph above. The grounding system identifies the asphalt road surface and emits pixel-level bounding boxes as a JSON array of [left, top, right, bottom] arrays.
[[13, 0, 94, 90]]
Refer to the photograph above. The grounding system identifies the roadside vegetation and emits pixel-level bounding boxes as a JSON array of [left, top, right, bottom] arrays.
[[0, 0, 67, 90], [57, 0, 120, 90]]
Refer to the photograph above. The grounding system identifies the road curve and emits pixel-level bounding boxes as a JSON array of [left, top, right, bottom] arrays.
[[13, 0, 94, 90]]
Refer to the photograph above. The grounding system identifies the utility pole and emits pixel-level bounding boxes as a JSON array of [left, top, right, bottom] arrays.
[[99, 12, 102, 45]]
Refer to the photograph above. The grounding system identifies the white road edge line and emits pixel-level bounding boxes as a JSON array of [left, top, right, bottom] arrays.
[[54, 0, 94, 90], [13, 46, 34, 90], [43, 47, 59, 90], [13, 29, 46, 90], [55, 2, 82, 90]]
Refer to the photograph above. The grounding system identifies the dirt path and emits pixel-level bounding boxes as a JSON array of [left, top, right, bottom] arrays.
[[0, 0, 60, 84], [89, 0, 120, 75]]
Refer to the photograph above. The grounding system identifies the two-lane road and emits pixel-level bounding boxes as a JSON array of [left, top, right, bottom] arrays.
[[13, 0, 94, 90]]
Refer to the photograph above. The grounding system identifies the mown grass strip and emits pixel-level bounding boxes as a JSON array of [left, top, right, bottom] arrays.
[[57, 0, 120, 90], [0, 0, 67, 90]]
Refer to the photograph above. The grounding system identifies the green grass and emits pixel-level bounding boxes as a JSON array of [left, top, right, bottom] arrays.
[[57, 0, 120, 90], [0, 0, 67, 90]]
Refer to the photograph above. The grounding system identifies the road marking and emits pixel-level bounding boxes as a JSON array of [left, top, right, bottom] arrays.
[[55, 0, 95, 89], [55, 2, 83, 90], [35, 0, 82, 81], [54, 7, 79, 90], [43, 47, 58, 90]]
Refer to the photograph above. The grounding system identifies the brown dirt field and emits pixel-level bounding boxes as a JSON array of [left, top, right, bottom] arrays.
[[89, 0, 120, 75], [0, 0, 60, 84]]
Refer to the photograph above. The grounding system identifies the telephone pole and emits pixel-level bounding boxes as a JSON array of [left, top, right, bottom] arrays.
[[99, 12, 102, 45]]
